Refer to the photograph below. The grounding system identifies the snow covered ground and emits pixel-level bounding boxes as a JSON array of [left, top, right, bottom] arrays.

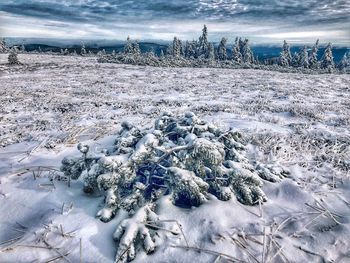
[[1, 53, 350, 262]]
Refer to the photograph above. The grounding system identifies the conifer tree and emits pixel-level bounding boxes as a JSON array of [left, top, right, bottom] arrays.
[[242, 39, 254, 64], [132, 41, 141, 56], [124, 36, 134, 54], [321, 42, 335, 70], [291, 52, 300, 67], [232, 37, 242, 63], [298, 46, 309, 68], [279, 40, 292, 66], [8, 47, 20, 65], [309, 39, 319, 69], [217, 37, 228, 61], [81, 43, 87, 56], [198, 25, 209, 58], [172, 37, 181, 57], [185, 41, 196, 59], [338, 51, 350, 71], [208, 43, 215, 62]]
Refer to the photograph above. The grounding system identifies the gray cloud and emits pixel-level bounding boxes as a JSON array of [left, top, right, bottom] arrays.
[[0, 0, 349, 44]]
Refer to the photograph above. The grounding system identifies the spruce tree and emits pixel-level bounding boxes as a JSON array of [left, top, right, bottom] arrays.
[[217, 37, 228, 61], [208, 43, 215, 62], [291, 52, 300, 67], [185, 41, 196, 59], [81, 43, 87, 56], [172, 37, 183, 58], [242, 39, 254, 64], [298, 46, 309, 68], [198, 25, 209, 58], [309, 39, 319, 69], [132, 41, 141, 56], [124, 36, 134, 54], [321, 43, 335, 70], [166, 42, 172, 56], [279, 40, 292, 66], [8, 47, 20, 65], [338, 51, 350, 71], [172, 37, 179, 57], [232, 37, 242, 63]]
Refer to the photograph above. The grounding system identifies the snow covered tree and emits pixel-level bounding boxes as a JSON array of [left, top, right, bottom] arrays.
[[298, 46, 309, 68], [217, 37, 228, 61], [197, 24, 209, 58], [321, 43, 335, 70], [172, 37, 182, 58], [232, 37, 242, 63], [291, 52, 300, 67], [184, 40, 196, 59], [81, 43, 87, 56], [38, 46, 42, 53], [309, 39, 319, 69], [61, 112, 289, 262], [124, 36, 134, 54], [0, 38, 7, 53], [279, 40, 292, 66], [338, 51, 350, 71], [207, 43, 215, 62], [242, 39, 254, 64], [8, 47, 20, 65], [132, 41, 141, 56]]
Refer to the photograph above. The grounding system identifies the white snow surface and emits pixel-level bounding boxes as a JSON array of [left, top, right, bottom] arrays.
[[0, 54, 350, 263]]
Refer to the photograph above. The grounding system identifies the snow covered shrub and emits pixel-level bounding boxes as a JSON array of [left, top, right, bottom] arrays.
[[8, 47, 20, 65], [61, 112, 289, 262]]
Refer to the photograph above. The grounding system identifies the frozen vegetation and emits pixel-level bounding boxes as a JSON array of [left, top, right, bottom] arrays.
[[0, 53, 350, 263]]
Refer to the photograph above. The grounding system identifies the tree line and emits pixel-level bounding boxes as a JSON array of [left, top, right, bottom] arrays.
[[1, 26, 349, 72], [98, 25, 349, 73]]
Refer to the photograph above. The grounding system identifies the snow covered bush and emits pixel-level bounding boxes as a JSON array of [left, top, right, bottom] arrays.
[[8, 47, 20, 65], [61, 112, 289, 262]]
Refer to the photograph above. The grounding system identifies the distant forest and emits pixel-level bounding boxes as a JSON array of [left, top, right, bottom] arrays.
[[1, 25, 349, 73]]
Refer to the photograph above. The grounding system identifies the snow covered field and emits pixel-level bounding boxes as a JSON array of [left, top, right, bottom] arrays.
[[0, 53, 350, 263]]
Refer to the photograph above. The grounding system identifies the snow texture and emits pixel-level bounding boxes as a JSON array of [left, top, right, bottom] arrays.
[[0, 54, 350, 263]]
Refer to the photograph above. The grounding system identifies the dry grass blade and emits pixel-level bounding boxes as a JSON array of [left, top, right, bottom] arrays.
[[44, 252, 71, 263], [43, 240, 72, 263], [0, 235, 24, 247]]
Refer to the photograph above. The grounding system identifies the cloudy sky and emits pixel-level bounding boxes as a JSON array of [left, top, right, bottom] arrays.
[[0, 0, 349, 44]]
